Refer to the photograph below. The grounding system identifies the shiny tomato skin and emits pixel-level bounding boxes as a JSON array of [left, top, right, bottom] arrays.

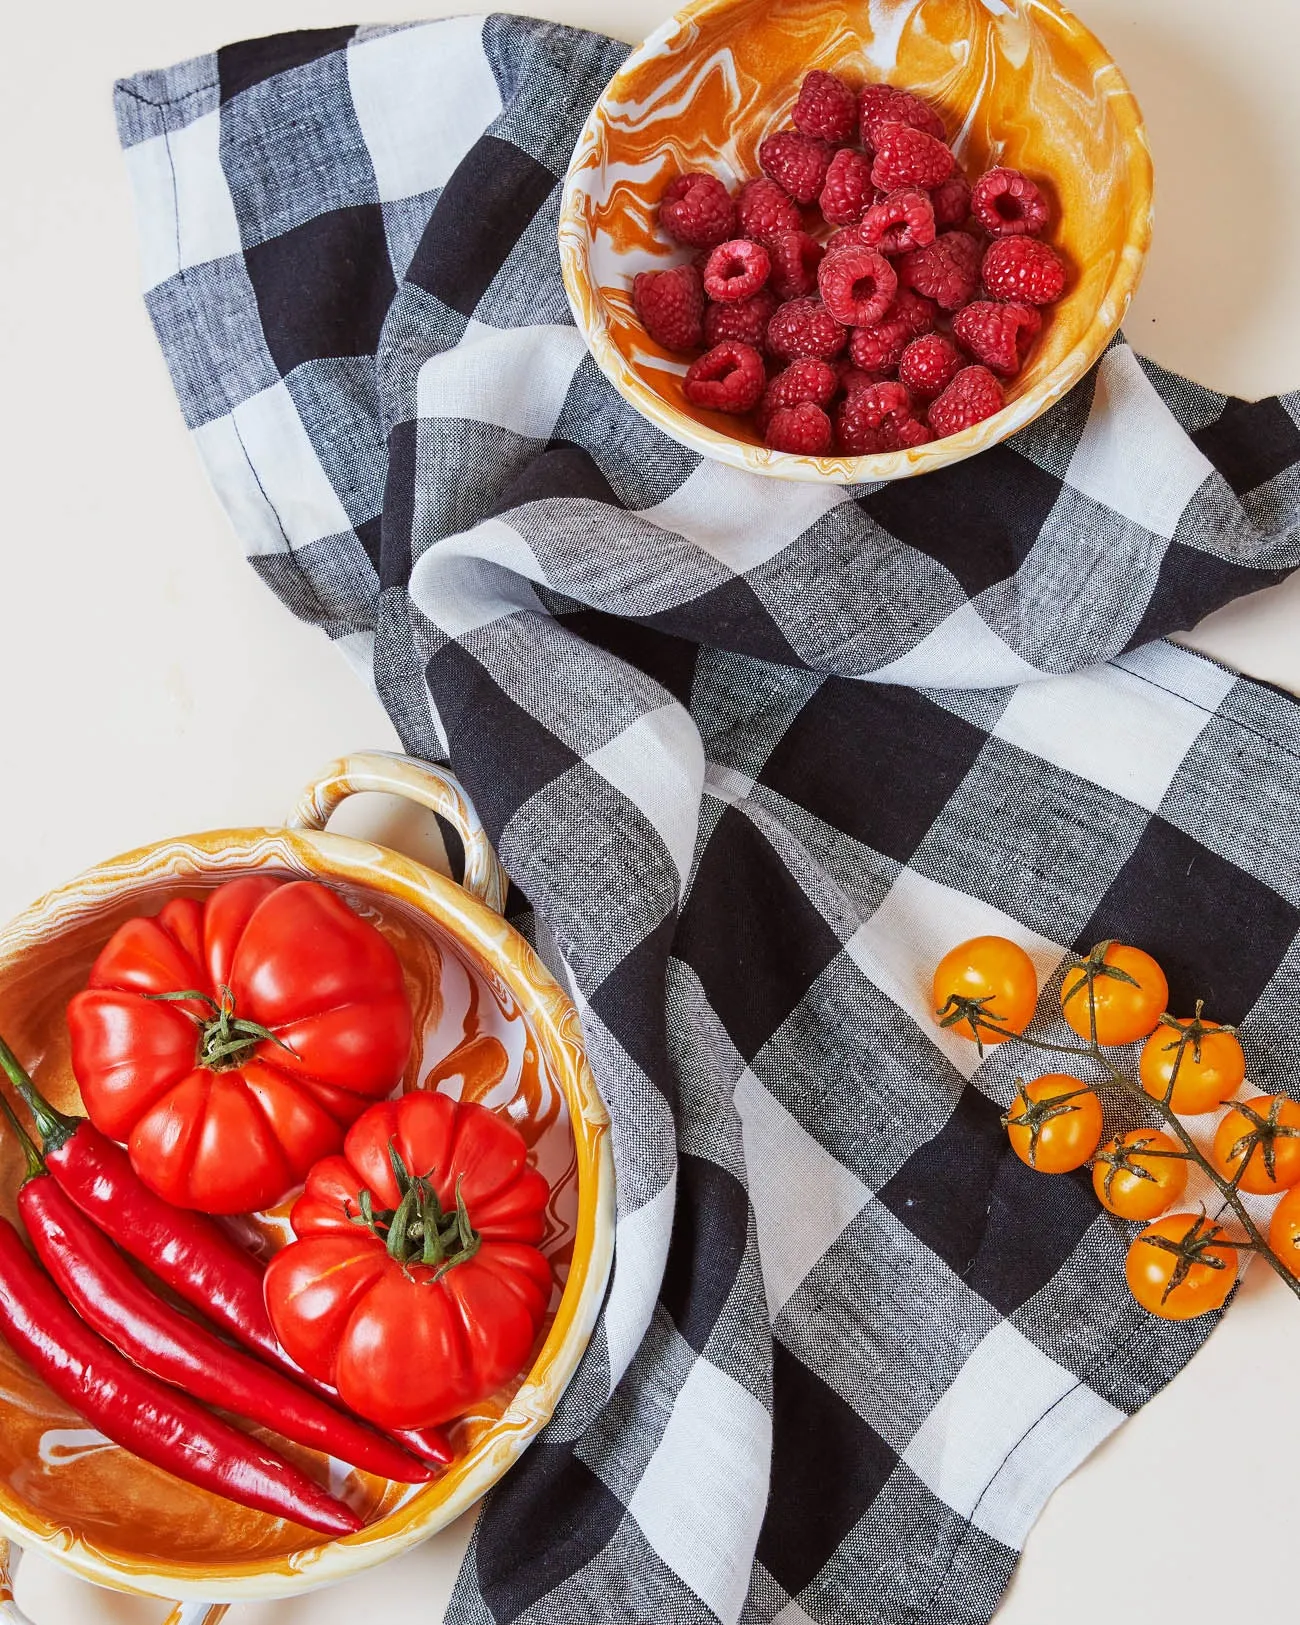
[[1211, 1095, 1300, 1195], [67, 878, 413, 1213], [932, 936, 1038, 1045], [266, 1090, 553, 1429], [1005, 1074, 1103, 1173], [1125, 1214, 1237, 1320], [1138, 1020, 1244, 1114], [1268, 1185, 1300, 1278], [1091, 1130, 1187, 1221], [1060, 943, 1168, 1046]]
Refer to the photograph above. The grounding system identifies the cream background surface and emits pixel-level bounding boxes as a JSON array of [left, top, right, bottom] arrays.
[[1, 1, 1298, 1620]]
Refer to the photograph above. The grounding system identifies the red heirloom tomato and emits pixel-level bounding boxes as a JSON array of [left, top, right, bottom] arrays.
[[66, 878, 413, 1214], [264, 1090, 552, 1430]]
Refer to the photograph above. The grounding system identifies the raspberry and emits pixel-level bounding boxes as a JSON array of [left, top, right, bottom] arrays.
[[982, 236, 1067, 304], [870, 122, 954, 191], [898, 332, 964, 399], [844, 291, 932, 371], [971, 167, 1049, 237], [683, 341, 767, 413], [659, 173, 736, 248], [703, 288, 778, 347], [952, 300, 1042, 376], [759, 130, 834, 204], [929, 170, 973, 229], [703, 238, 772, 302], [859, 85, 946, 147], [765, 401, 835, 454], [766, 297, 848, 362], [889, 415, 935, 448], [817, 247, 898, 327], [836, 380, 915, 454], [756, 357, 838, 433], [927, 365, 1005, 437], [837, 363, 888, 394], [632, 264, 705, 352], [824, 219, 878, 258], [792, 70, 859, 144], [735, 177, 803, 244], [898, 230, 981, 309], [768, 231, 825, 300], [860, 188, 936, 253], [819, 148, 877, 226]]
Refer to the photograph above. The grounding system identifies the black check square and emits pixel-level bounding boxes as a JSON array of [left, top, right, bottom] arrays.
[[859, 444, 1064, 598], [660, 1154, 752, 1355], [426, 638, 582, 843], [759, 679, 988, 866], [1075, 814, 1300, 1022], [1193, 396, 1300, 497], [474, 1441, 626, 1624], [407, 135, 556, 318], [217, 26, 356, 103], [878, 1084, 1102, 1316], [756, 1339, 900, 1599], [1124, 539, 1284, 649], [246, 205, 396, 375], [674, 805, 843, 1062]]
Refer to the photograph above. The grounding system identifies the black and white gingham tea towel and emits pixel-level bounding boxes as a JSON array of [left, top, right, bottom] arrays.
[[116, 16, 1300, 1624]]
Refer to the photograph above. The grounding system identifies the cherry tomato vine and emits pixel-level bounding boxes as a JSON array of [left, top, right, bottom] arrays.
[[932, 936, 1300, 1318]]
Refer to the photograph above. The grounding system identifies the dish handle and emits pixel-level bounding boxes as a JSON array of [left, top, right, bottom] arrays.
[[0, 1541, 225, 1625], [287, 751, 508, 916]]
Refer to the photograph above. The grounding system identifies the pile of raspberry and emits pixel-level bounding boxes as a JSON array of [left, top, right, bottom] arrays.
[[631, 72, 1067, 456]]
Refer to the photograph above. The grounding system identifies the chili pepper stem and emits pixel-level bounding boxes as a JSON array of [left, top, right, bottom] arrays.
[[0, 1035, 76, 1155], [0, 1091, 45, 1184]]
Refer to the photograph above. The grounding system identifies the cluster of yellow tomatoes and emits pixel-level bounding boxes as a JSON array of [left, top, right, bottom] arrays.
[[930, 935, 1300, 1321]]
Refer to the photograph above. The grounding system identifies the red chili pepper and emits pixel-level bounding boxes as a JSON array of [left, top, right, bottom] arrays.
[[0, 1037, 453, 1472], [0, 1213, 362, 1536], [0, 1094, 430, 1484]]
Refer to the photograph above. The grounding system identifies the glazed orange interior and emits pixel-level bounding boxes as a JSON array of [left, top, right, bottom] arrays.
[[565, 0, 1151, 474], [0, 872, 578, 1573]]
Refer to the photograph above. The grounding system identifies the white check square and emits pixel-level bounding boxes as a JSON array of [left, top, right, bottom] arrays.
[[347, 17, 503, 203], [994, 661, 1226, 812], [845, 869, 1067, 1079], [629, 1356, 772, 1625], [1066, 346, 1214, 539], [585, 703, 705, 893], [124, 111, 243, 291], [903, 1321, 1123, 1550], [735, 1068, 872, 1318]]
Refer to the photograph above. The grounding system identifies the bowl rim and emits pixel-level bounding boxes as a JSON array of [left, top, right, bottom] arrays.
[[0, 824, 615, 1602], [558, 0, 1154, 484]]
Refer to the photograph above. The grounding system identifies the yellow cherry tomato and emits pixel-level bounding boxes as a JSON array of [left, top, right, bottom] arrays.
[[1139, 1011, 1244, 1114], [1268, 1184, 1300, 1278], [932, 936, 1037, 1047], [1004, 1074, 1103, 1173], [1125, 1213, 1238, 1320], [1091, 1130, 1188, 1221], [1060, 942, 1168, 1046], [1211, 1095, 1300, 1195]]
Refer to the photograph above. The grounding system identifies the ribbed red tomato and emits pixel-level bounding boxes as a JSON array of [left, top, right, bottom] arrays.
[[264, 1090, 552, 1429], [66, 877, 413, 1214]]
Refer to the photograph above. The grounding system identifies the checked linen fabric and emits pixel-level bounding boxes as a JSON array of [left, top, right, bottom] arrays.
[[116, 16, 1300, 1624]]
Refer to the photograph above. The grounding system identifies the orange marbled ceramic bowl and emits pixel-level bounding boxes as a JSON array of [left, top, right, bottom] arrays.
[[0, 754, 614, 1612], [559, 0, 1153, 483]]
